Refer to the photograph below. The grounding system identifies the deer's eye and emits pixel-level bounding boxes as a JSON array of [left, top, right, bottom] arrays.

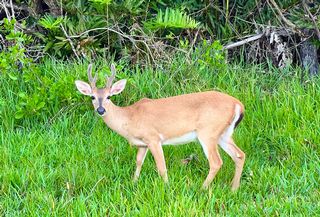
[[107, 96, 111, 100], [91, 96, 95, 100]]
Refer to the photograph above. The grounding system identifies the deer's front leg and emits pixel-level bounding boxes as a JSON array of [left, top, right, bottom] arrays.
[[148, 142, 168, 182], [133, 147, 148, 182]]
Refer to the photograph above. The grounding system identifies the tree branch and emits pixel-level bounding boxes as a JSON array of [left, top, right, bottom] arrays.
[[302, 0, 320, 40], [223, 33, 264, 50], [0, 1, 29, 13], [9, 0, 15, 19], [68, 27, 157, 65], [0, 1, 12, 21], [267, 0, 297, 30], [60, 24, 80, 61]]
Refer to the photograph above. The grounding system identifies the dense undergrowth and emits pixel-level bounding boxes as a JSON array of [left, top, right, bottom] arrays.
[[2, 0, 318, 65], [0, 57, 319, 215]]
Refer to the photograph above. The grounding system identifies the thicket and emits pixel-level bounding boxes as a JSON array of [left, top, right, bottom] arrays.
[[1, 0, 319, 63]]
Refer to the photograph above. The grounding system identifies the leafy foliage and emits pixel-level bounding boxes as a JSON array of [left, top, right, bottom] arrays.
[[0, 19, 33, 76], [0, 19, 81, 124], [38, 15, 64, 30], [196, 40, 225, 71], [89, 0, 112, 5], [144, 8, 200, 30], [3, 0, 315, 64]]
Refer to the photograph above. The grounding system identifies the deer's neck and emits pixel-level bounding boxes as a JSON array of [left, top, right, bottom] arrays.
[[102, 101, 130, 137]]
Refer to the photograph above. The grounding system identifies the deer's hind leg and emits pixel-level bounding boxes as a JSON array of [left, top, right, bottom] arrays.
[[219, 137, 245, 191], [198, 131, 223, 189]]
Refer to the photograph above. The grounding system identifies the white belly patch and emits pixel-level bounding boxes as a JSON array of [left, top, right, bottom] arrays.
[[163, 131, 197, 145], [130, 138, 147, 146], [130, 131, 198, 146]]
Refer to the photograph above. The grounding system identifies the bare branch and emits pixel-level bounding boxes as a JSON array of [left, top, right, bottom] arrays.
[[267, 0, 297, 30], [186, 29, 199, 60], [0, 34, 4, 43], [0, 1, 29, 13], [68, 26, 157, 65], [302, 0, 320, 40], [60, 24, 80, 61], [0, 1, 12, 21], [223, 33, 264, 50], [9, 0, 14, 19]]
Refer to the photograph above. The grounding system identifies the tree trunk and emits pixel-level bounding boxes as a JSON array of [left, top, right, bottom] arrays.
[[43, 0, 62, 16], [300, 29, 319, 76], [30, 0, 43, 16]]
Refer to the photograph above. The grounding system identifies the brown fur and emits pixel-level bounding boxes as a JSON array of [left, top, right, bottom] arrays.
[[104, 91, 244, 141]]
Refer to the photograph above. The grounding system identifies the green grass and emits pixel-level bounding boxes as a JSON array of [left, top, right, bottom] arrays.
[[0, 59, 319, 216]]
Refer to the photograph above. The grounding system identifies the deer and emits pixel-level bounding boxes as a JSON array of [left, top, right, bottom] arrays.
[[75, 64, 246, 190]]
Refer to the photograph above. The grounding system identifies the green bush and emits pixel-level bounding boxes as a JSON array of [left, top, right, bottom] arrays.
[[0, 19, 33, 76], [196, 40, 225, 71], [2, 0, 316, 63], [0, 19, 83, 127]]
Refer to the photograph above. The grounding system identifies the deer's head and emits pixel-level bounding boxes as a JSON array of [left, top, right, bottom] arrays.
[[75, 64, 127, 116]]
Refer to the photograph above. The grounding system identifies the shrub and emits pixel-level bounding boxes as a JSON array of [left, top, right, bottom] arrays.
[[0, 19, 82, 126]]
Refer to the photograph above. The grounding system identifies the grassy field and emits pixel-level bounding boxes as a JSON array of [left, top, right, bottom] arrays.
[[0, 59, 319, 216]]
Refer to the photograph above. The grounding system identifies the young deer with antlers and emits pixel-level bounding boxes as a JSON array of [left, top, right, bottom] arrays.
[[75, 64, 246, 190]]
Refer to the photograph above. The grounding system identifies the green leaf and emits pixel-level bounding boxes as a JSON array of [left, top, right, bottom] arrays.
[[36, 102, 46, 110], [18, 92, 27, 98], [39, 15, 64, 30], [144, 8, 200, 31], [8, 73, 18, 80], [15, 110, 25, 119], [44, 41, 54, 52], [89, 0, 112, 5], [55, 36, 67, 41]]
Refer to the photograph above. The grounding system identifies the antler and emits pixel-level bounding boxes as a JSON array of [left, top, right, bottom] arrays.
[[87, 63, 97, 87], [106, 63, 116, 88]]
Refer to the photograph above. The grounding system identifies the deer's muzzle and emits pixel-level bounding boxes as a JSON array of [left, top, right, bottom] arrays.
[[97, 107, 106, 115]]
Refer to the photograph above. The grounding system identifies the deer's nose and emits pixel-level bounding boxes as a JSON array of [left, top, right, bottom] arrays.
[[97, 107, 106, 115]]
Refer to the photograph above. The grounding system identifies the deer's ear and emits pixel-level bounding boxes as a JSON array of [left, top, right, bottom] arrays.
[[75, 80, 92, 96], [110, 79, 127, 96]]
